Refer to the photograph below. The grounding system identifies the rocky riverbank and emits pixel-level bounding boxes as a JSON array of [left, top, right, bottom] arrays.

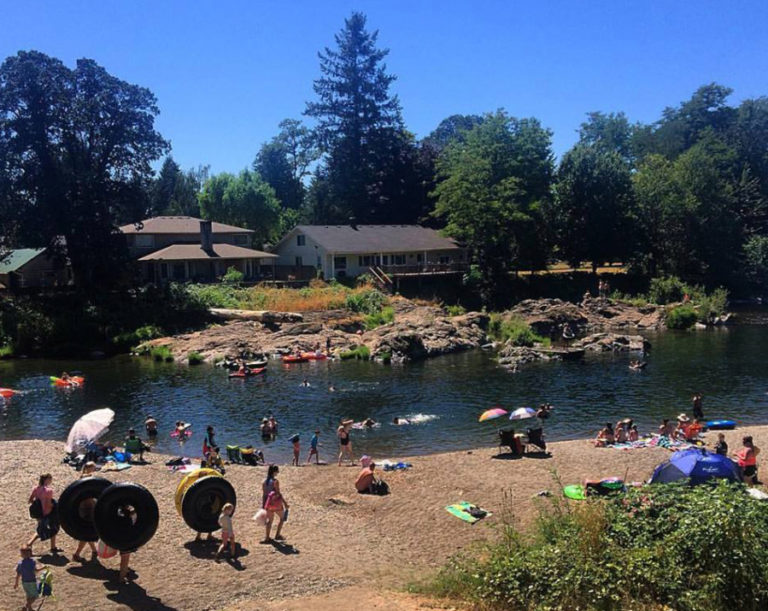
[[141, 296, 664, 366]]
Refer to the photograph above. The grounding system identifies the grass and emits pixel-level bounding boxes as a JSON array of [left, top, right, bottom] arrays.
[[364, 306, 395, 330], [150, 345, 174, 362], [339, 345, 371, 360], [0, 344, 13, 358], [488, 313, 550, 347], [187, 351, 204, 365]]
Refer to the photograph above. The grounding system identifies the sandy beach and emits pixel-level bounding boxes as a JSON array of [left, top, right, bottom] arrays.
[[3, 425, 766, 611]]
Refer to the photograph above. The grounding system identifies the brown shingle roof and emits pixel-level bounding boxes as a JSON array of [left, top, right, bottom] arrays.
[[284, 225, 460, 253], [120, 216, 254, 234], [137, 244, 277, 262]]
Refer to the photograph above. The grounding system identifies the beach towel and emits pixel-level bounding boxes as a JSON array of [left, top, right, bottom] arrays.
[[445, 501, 492, 524], [381, 460, 412, 471], [102, 461, 131, 472]]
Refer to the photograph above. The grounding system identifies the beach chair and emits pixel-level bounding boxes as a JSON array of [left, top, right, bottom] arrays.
[[498, 428, 525, 456]]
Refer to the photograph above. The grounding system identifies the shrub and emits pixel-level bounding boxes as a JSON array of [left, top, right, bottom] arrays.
[[696, 287, 729, 324], [364, 306, 395, 330], [666, 305, 698, 329], [339, 345, 370, 360], [222, 266, 244, 285], [429, 482, 768, 611], [187, 351, 204, 365], [150, 345, 174, 362], [111, 324, 163, 350], [345, 289, 387, 315], [0, 344, 13, 358], [446, 304, 467, 316], [647, 275, 691, 304], [488, 314, 549, 347]]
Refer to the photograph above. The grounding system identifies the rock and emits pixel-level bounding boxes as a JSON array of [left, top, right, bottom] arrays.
[[209, 308, 303, 323], [572, 332, 650, 353]]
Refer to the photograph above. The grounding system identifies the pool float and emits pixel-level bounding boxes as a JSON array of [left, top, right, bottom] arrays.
[[228, 367, 265, 378], [246, 360, 268, 369], [181, 476, 237, 533], [301, 352, 328, 361], [58, 477, 112, 542], [174, 468, 222, 515], [93, 482, 159, 552], [706, 419, 736, 430], [50, 375, 84, 387], [282, 355, 308, 364], [170, 427, 193, 439], [563, 484, 587, 500], [0, 388, 17, 399]]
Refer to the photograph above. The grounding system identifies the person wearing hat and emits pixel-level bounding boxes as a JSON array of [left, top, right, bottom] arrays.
[[674, 414, 691, 441], [144, 415, 158, 438]]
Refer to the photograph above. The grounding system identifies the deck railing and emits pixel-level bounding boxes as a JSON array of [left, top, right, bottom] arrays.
[[377, 262, 468, 275]]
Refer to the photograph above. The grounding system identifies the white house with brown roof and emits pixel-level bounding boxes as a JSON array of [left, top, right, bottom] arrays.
[[272, 225, 466, 280], [119, 216, 277, 283]]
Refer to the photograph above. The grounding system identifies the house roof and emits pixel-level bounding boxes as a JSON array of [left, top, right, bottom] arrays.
[[0, 248, 47, 274], [137, 244, 278, 262], [282, 225, 460, 254], [119, 216, 254, 235]]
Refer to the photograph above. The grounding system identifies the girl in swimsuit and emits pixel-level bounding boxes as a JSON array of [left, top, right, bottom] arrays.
[[337, 421, 354, 466]]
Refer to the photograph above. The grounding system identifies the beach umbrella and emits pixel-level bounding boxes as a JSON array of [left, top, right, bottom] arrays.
[[650, 448, 742, 486], [65, 408, 115, 454], [509, 407, 537, 421], [479, 407, 508, 422]]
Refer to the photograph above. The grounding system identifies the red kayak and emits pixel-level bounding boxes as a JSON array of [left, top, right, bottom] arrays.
[[282, 355, 308, 364], [301, 352, 328, 361], [228, 367, 266, 378], [0, 388, 17, 399]]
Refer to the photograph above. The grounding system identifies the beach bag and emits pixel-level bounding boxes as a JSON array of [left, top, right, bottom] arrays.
[[36, 501, 60, 541], [253, 508, 268, 526], [29, 498, 43, 520], [97, 540, 118, 559], [371, 480, 389, 496], [37, 567, 53, 598], [265, 490, 283, 511]]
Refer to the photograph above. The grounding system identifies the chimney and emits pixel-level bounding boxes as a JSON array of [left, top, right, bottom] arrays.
[[200, 220, 213, 252]]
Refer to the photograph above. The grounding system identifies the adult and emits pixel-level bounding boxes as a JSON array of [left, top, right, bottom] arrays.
[[261, 464, 289, 542], [692, 393, 704, 420], [124, 428, 148, 462], [72, 462, 98, 562], [658, 419, 675, 437], [594, 423, 614, 447], [203, 425, 216, 457], [355, 462, 376, 493], [27, 473, 59, 554], [144, 415, 158, 438], [337, 420, 355, 466], [736, 436, 761, 485], [674, 414, 691, 441], [526, 404, 551, 452]]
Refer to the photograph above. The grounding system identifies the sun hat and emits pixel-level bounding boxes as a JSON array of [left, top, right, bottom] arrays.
[[677, 413, 690, 422]]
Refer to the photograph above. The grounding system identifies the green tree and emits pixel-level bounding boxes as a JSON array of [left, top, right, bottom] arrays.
[[305, 12, 423, 223], [578, 111, 635, 163], [198, 170, 281, 247], [0, 51, 168, 289], [552, 144, 634, 272], [149, 158, 206, 217], [432, 111, 554, 302]]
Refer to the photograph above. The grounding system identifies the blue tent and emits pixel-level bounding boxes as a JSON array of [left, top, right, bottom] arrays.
[[650, 448, 742, 485]]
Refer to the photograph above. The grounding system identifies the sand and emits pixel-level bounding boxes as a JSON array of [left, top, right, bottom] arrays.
[[3, 426, 765, 611]]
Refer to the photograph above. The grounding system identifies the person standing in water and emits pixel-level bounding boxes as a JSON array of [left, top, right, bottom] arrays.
[[337, 420, 354, 466], [692, 393, 704, 420]]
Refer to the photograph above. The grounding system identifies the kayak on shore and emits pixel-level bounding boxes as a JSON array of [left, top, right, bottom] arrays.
[[301, 352, 328, 361]]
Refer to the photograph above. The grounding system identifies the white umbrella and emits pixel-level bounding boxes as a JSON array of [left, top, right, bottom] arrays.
[[509, 407, 537, 421], [65, 408, 115, 453]]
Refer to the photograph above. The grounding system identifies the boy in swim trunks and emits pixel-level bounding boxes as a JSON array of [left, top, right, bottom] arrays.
[[307, 430, 320, 464], [15, 545, 42, 611]]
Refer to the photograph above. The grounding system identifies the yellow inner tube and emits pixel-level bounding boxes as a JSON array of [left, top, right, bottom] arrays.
[[174, 468, 222, 516]]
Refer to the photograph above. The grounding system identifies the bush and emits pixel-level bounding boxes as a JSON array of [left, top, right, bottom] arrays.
[[344, 289, 387, 315], [488, 314, 549, 347], [429, 482, 768, 611], [222, 266, 244, 285], [647, 275, 691, 304], [445, 304, 467, 316], [696, 287, 729, 324], [667, 305, 698, 329], [187, 351, 204, 365], [339, 345, 371, 360], [0, 344, 13, 358], [111, 324, 163, 350], [150, 345, 174, 362], [364, 306, 395, 330]]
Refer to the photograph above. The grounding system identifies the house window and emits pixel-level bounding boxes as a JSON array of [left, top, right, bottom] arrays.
[[358, 255, 374, 267], [234, 234, 248, 246], [381, 255, 389, 266], [393, 255, 406, 265], [135, 234, 154, 248], [160, 263, 168, 279], [316, 256, 321, 267], [439, 256, 451, 265], [295, 256, 303, 267], [417, 254, 424, 263], [334, 256, 347, 270], [297, 234, 305, 246]]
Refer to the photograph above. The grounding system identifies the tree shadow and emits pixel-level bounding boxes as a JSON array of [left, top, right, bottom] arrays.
[[491, 452, 523, 460], [270, 540, 299, 555], [104, 580, 178, 611]]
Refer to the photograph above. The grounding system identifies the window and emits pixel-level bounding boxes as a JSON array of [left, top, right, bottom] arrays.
[[135, 234, 154, 248], [358, 255, 373, 267], [334, 256, 347, 269], [439, 256, 451, 265], [381, 255, 389, 266], [297, 234, 305, 246], [295, 256, 303, 267], [393, 255, 406, 265], [417, 254, 424, 263], [316, 256, 321, 267], [234, 234, 248, 245], [160, 263, 168, 279]]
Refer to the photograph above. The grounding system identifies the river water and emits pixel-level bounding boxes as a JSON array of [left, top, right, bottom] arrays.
[[2, 316, 767, 462]]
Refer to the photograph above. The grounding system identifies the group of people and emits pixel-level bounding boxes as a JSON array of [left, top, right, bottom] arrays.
[[594, 418, 641, 447]]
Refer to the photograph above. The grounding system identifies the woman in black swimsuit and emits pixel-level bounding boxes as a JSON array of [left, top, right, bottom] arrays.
[[337, 421, 354, 466]]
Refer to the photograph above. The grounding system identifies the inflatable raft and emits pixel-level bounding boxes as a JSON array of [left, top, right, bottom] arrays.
[[228, 367, 265, 378], [706, 419, 736, 430], [301, 352, 328, 361], [50, 376, 84, 387], [0, 388, 17, 399], [282, 355, 308, 364]]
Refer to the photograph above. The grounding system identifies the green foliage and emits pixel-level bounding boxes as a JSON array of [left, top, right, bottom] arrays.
[[111, 325, 163, 350], [445, 304, 467, 316], [364, 306, 394, 330], [222, 266, 245, 286], [0, 344, 14, 358], [696, 288, 729, 324], [488, 314, 548, 346], [647, 275, 692, 304], [377, 350, 392, 364], [745, 235, 768, 288], [666, 305, 698, 329], [187, 351, 204, 365], [150, 345, 174, 362], [430, 482, 768, 611], [344, 289, 387, 315], [339, 345, 370, 360]]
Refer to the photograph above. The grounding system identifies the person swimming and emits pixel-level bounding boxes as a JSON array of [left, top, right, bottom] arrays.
[[363, 418, 377, 428], [300, 378, 311, 388], [393, 417, 411, 425]]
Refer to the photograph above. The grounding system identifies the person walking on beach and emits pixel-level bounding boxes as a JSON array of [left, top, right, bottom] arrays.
[[736, 436, 761, 485], [261, 464, 289, 543], [72, 462, 98, 562], [692, 393, 704, 420], [215, 503, 236, 561], [15, 545, 42, 611], [27, 473, 60, 554], [337, 420, 355, 466]]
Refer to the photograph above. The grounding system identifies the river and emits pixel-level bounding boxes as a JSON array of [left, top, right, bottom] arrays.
[[1, 315, 767, 462]]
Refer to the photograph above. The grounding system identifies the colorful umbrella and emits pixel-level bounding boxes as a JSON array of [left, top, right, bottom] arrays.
[[509, 407, 537, 420], [479, 407, 508, 422]]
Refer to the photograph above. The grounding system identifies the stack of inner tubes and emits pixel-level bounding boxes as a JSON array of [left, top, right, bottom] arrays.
[[58, 478, 159, 552], [175, 469, 237, 533]]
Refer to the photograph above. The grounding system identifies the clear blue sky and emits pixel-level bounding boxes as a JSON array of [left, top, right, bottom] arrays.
[[3, 1, 767, 174]]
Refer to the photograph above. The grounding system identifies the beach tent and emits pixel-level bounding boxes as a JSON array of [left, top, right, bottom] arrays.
[[650, 448, 742, 486], [65, 408, 115, 453]]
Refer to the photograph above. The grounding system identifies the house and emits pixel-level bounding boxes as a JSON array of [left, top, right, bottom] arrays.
[[272, 225, 467, 280], [0, 248, 72, 290], [119, 216, 278, 283]]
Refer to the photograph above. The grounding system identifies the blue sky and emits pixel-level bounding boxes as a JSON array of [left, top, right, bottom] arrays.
[[3, 1, 767, 173]]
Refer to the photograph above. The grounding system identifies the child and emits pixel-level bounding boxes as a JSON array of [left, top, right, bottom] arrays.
[[307, 430, 320, 464], [291, 435, 300, 466], [204, 447, 225, 474], [215, 503, 235, 561], [714, 433, 728, 456], [628, 424, 639, 442], [594, 423, 614, 447], [15, 545, 42, 611]]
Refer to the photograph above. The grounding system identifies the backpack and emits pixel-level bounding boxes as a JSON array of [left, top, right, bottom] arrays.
[[37, 568, 53, 598], [371, 480, 389, 496]]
